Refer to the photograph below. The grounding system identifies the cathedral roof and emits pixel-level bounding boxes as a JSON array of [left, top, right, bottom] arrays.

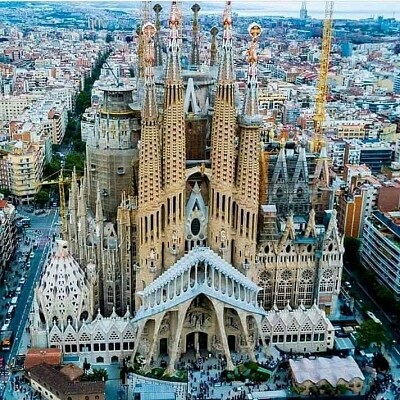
[[142, 247, 259, 294], [134, 247, 265, 322], [37, 240, 91, 326], [262, 303, 334, 334]]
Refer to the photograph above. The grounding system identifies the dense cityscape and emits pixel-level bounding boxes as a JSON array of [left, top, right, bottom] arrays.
[[0, 1, 399, 399]]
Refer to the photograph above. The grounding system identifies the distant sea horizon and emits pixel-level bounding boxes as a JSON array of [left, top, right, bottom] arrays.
[[56, 0, 400, 21]]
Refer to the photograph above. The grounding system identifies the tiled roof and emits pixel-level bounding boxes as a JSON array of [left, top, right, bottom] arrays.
[[28, 363, 105, 395], [24, 348, 62, 370]]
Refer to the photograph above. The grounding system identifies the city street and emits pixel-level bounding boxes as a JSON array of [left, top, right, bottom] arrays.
[[0, 208, 58, 366]]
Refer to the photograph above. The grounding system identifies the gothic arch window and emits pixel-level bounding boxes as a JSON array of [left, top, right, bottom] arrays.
[[296, 187, 304, 198], [276, 187, 283, 198], [107, 286, 113, 303], [257, 271, 272, 308], [320, 269, 334, 292], [298, 269, 314, 307], [277, 270, 293, 308]]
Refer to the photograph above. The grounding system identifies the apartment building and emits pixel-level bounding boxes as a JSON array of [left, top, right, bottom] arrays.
[[0, 150, 10, 191], [361, 211, 400, 299], [5, 141, 45, 203], [0, 94, 40, 122], [0, 197, 16, 280]]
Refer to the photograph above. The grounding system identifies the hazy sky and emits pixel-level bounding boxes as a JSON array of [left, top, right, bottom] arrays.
[[194, 1, 400, 19], [108, 0, 400, 19]]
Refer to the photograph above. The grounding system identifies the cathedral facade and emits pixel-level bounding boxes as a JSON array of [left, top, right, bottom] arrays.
[[31, 1, 343, 372]]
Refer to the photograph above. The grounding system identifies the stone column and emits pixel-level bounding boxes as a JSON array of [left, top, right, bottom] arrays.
[[210, 299, 234, 370], [147, 313, 165, 367], [132, 320, 146, 361], [237, 311, 256, 361], [254, 315, 269, 357], [166, 301, 191, 375]]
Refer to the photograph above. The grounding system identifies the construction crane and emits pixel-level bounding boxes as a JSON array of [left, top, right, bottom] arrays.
[[37, 169, 78, 238], [312, 1, 334, 153]]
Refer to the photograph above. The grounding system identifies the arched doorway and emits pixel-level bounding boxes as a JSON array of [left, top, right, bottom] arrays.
[[159, 338, 168, 355], [228, 335, 236, 351], [111, 356, 119, 364], [186, 332, 209, 352], [186, 332, 195, 352], [198, 332, 208, 351]]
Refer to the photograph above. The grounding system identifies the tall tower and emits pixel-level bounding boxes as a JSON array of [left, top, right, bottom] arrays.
[[162, 1, 186, 267], [300, 1, 308, 19], [209, 1, 236, 262], [136, 22, 164, 296], [190, 4, 201, 66], [86, 84, 139, 222], [210, 26, 219, 67], [153, 3, 163, 67], [234, 23, 262, 278]]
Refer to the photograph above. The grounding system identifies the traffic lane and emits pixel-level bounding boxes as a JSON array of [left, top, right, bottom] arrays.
[[8, 210, 57, 361], [344, 265, 396, 341]]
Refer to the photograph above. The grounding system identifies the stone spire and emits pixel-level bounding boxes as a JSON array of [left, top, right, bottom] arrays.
[[165, 1, 181, 84], [233, 23, 263, 276], [160, 0, 186, 267], [211, 0, 236, 188], [163, 0, 185, 189], [237, 23, 262, 200], [153, 3, 163, 66], [241, 23, 262, 120], [209, 1, 237, 262], [217, 1, 234, 83], [139, 22, 162, 208], [210, 26, 218, 66], [191, 3, 201, 66], [95, 182, 104, 233], [142, 23, 158, 121]]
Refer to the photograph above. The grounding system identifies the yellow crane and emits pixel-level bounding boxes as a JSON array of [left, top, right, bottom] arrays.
[[313, 1, 334, 153], [37, 169, 77, 238]]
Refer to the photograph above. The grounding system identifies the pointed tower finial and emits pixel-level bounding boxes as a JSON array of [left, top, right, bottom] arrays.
[[217, 1, 234, 82], [166, 1, 181, 83], [95, 182, 103, 223], [191, 3, 201, 66], [210, 26, 219, 66], [153, 4, 163, 66], [242, 23, 262, 119], [142, 22, 158, 120]]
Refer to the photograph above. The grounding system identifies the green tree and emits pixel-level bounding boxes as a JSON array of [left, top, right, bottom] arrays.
[[64, 152, 85, 174], [0, 188, 11, 198], [344, 237, 361, 267], [355, 319, 390, 349], [90, 368, 108, 382], [76, 91, 91, 116], [43, 159, 61, 179], [34, 189, 50, 206]]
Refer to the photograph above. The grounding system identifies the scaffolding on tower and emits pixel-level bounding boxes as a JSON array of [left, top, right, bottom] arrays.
[[312, 1, 333, 153]]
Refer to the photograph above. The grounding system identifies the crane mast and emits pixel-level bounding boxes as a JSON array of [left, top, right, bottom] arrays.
[[313, 1, 333, 153]]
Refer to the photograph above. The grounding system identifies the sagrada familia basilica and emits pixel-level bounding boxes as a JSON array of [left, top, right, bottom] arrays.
[[30, 1, 342, 372]]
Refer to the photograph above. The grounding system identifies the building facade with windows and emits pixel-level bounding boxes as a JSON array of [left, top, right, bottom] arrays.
[[361, 211, 400, 299]]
